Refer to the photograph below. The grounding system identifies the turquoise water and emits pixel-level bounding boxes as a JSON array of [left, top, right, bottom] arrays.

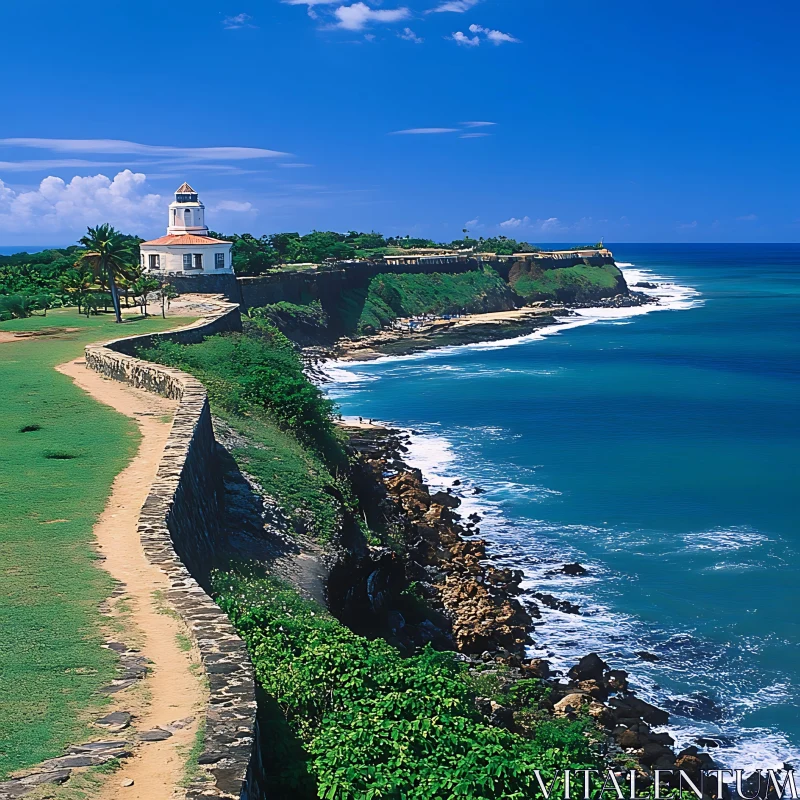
[[326, 245, 800, 769]]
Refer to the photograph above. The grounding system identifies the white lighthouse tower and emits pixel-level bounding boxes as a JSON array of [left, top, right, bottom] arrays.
[[139, 183, 233, 274]]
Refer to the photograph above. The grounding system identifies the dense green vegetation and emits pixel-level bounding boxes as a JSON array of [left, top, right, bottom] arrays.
[[138, 322, 352, 542], [207, 231, 554, 275], [339, 267, 517, 334], [510, 263, 623, 301], [214, 571, 602, 799], [0, 309, 192, 778]]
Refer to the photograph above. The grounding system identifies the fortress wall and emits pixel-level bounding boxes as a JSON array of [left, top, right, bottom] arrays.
[[84, 302, 265, 800]]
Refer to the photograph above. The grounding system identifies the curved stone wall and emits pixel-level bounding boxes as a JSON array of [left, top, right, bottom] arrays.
[[84, 304, 258, 800]]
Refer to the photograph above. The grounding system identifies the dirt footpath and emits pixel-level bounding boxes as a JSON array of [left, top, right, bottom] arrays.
[[57, 357, 206, 800]]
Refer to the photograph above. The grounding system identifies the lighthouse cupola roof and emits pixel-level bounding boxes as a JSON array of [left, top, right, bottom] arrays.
[[175, 182, 198, 203]]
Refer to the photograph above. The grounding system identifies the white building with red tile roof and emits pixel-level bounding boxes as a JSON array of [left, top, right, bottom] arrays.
[[139, 183, 233, 274]]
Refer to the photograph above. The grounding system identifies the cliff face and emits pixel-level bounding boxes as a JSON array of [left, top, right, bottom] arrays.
[[506, 261, 628, 303]]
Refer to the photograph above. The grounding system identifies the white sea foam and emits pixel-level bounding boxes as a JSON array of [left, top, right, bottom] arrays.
[[682, 526, 770, 552], [320, 264, 800, 772]]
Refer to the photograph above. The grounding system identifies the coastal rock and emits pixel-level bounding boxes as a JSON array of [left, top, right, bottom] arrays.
[[610, 695, 669, 726], [553, 693, 588, 717], [430, 491, 460, 509], [561, 562, 588, 576], [568, 653, 608, 682], [636, 651, 660, 662], [520, 659, 550, 679]]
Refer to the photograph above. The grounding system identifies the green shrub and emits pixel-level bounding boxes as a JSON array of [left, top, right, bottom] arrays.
[[139, 325, 340, 459], [214, 571, 602, 800]]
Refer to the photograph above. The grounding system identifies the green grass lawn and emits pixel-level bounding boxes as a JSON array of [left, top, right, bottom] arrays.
[[0, 308, 192, 778]]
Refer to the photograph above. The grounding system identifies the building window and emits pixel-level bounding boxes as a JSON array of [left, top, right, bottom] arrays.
[[140, 253, 145, 268], [193, 253, 203, 270], [148, 253, 160, 270], [184, 208, 191, 223], [183, 253, 192, 270], [215, 252, 225, 270]]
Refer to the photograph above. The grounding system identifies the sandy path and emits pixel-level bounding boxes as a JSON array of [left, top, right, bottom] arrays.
[[57, 357, 206, 800]]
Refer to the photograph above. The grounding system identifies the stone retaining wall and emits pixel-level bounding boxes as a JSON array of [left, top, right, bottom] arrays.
[[84, 303, 259, 800]]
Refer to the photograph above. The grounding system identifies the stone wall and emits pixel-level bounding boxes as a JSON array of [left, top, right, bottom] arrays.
[[84, 303, 259, 800]]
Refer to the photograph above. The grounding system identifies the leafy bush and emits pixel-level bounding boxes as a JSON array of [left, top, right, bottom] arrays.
[[215, 572, 602, 800], [0, 294, 35, 319], [139, 325, 339, 456]]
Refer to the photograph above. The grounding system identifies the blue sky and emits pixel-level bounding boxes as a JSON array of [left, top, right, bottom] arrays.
[[0, 0, 798, 244]]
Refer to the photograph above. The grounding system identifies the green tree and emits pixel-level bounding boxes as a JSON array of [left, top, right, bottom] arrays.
[[132, 275, 161, 316], [58, 266, 93, 314], [159, 283, 179, 318], [78, 224, 136, 323], [0, 294, 35, 319]]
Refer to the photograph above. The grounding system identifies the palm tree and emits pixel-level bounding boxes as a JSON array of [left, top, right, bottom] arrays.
[[79, 224, 136, 323], [59, 266, 92, 314]]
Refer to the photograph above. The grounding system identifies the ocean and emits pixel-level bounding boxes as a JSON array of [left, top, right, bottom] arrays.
[[323, 244, 800, 771]]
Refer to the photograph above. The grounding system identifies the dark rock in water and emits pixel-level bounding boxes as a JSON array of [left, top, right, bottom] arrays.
[[636, 651, 660, 662], [561, 562, 588, 576], [452, 479, 461, 487], [533, 592, 580, 614], [611, 695, 669, 726], [664, 693, 724, 722], [695, 736, 735, 748], [429, 490, 460, 509], [472, 486, 485, 495], [568, 653, 608, 682], [634, 281, 658, 289]]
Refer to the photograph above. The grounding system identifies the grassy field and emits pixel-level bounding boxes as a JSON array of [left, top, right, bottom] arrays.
[[0, 308, 192, 778]]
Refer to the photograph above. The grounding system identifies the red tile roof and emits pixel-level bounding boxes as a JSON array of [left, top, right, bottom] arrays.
[[140, 234, 230, 246], [175, 182, 196, 194]]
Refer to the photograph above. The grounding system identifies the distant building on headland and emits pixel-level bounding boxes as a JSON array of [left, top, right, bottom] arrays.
[[140, 183, 233, 275]]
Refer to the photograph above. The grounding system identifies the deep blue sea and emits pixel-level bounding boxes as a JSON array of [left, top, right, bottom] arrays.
[[325, 244, 800, 770], [0, 246, 64, 256]]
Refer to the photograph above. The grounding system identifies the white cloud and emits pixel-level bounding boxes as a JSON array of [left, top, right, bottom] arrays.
[[282, 0, 340, 4], [460, 132, 490, 138], [0, 170, 164, 235], [461, 121, 495, 128], [678, 220, 698, 229], [223, 13, 256, 29], [464, 217, 479, 227], [500, 216, 529, 229], [499, 216, 567, 233], [469, 23, 520, 44], [0, 159, 129, 172], [451, 30, 480, 46], [0, 138, 289, 160], [214, 200, 255, 212], [737, 213, 757, 221], [278, 162, 314, 168], [399, 27, 424, 43], [390, 127, 459, 134], [334, 3, 410, 30], [429, 0, 480, 12], [539, 216, 565, 232]]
